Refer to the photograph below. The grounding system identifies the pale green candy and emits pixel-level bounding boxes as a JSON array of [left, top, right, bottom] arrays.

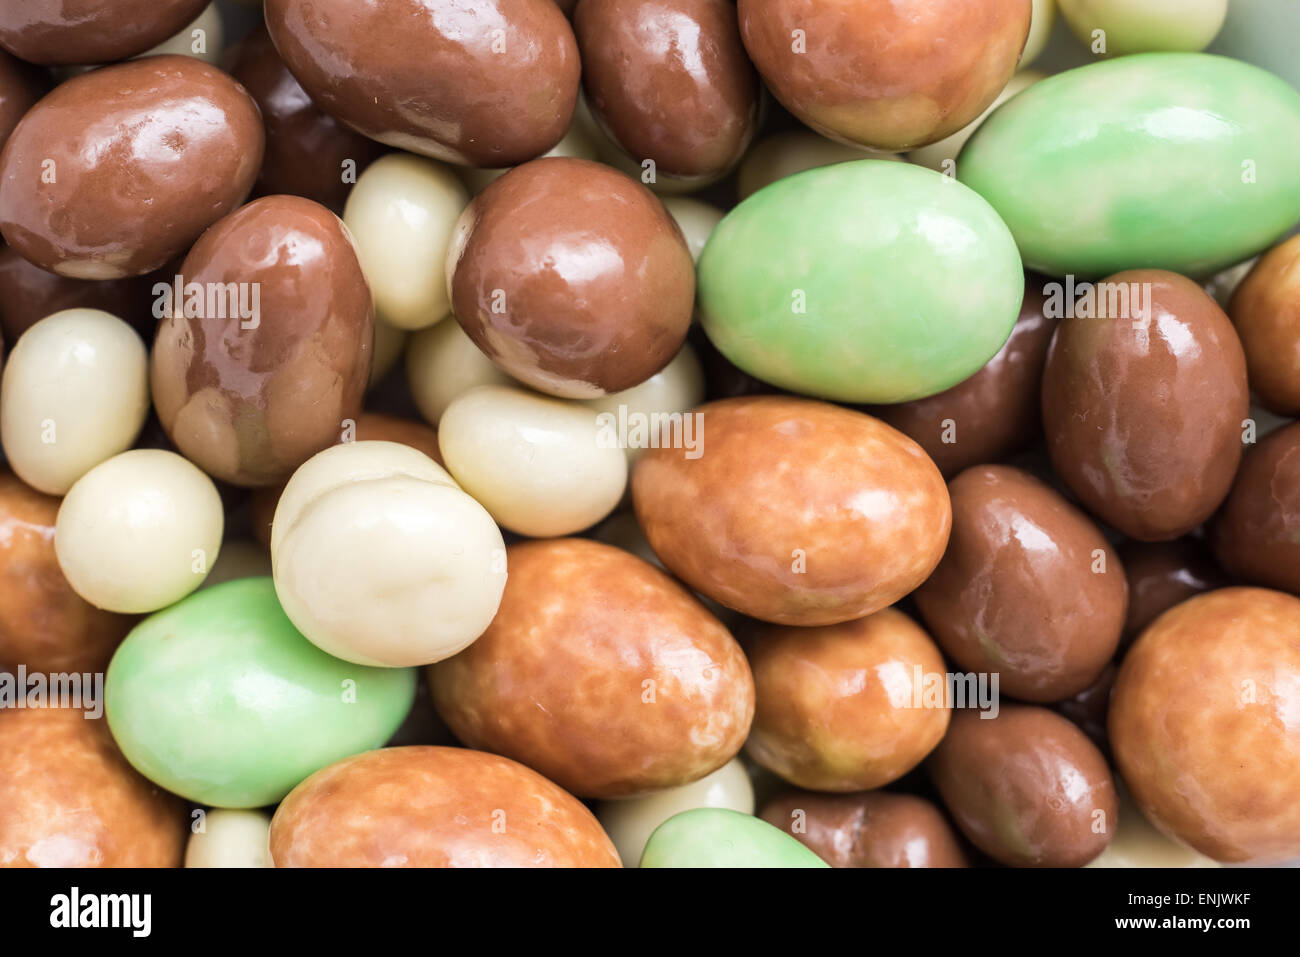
[[697, 159, 1024, 404], [959, 53, 1300, 277], [105, 577, 415, 808], [638, 808, 829, 868]]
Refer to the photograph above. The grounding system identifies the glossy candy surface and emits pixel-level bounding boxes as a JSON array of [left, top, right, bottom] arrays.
[[1229, 235, 1300, 416], [0, 0, 210, 65], [639, 808, 828, 868], [1210, 423, 1300, 595]]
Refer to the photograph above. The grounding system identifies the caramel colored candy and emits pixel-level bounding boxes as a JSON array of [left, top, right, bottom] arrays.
[[0, 0, 209, 65], [1229, 234, 1300, 416], [913, 465, 1127, 703], [1042, 269, 1250, 541], [270, 746, 621, 867], [0, 707, 186, 867], [265, 0, 580, 167], [0, 57, 264, 278], [448, 157, 694, 398], [575, 0, 759, 180], [759, 791, 969, 868], [229, 25, 386, 212], [633, 396, 951, 626], [1211, 422, 1300, 595], [430, 539, 754, 798], [151, 195, 373, 487], [929, 705, 1118, 867], [737, 0, 1032, 151], [0, 470, 132, 673], [745, 608, 950, 792], [1110, 588, 1300, 863]]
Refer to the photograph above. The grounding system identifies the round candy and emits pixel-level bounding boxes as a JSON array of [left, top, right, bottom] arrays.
[[406, 318, 514, 426], [438, 386, 627, 537], [929, 705, 1118, 867], [151, 195, 373, 487], [430, 538, 754, 798], [632, 397, 951, 626], [1, 308, 149, 495], [639, 808, 828, 868], [737, 0, 1031, 151], [270, 746, 621, 867], [698, 161, 1024, 403], [1059, 0, 1228, 55], [0, 49, 42, 155], [55, 449, 224, 614], [0, 470, 131, 673], [0, 56, 264, 278], [759, 791, 969, 868], [1119, 538, 1227, 643], [264, 0, 580, 167], [1228, 234, 1300, 416], [745, 608, 951, 791], [105, 578, 415, 808], [870, 278, 1055, 478], [1210, 422, 1300, 595], [230, 25, 385, 212], [1110, 588, 1300, 863], [959, 54, 1300, 276], [574, 0, 759, 181], [344, 153, 468, 331], [0, 0, 209, 65], [0, 707, 187, 867], [913, 465, 1127, 702], [271, 441, 507, 667], [1042, 270, 1249, 541], [597, 759, 754, 867], [185, 810, 273, 869], [448, 157, 694, 398], [737, 131, 900, 201]]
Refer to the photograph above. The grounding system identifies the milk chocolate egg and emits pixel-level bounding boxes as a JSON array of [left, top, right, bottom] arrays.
[[574, 0, 759, 180], [1042, 269, 1249, 541], [429, 539, 754, 798], [1211, 422, 1300, 595], [633, 396, 951, 626], [0, 57, 263, 279], [737, 0, 1032, 151], [270, 746, 621, 867], [913, 465, 1126, 702], [151, 195, 373, 487], [448, 157, 694, 398], [0, 0, 210, 65], [264, 0, 580, 167], [1110, 588, 1300, 863], [1229, 234, 1300, 416]]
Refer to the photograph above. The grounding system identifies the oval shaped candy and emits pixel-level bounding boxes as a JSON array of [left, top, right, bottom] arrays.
[[639, 808, 828, 868], [0, 0, 209, 65], [959, 53, 1300, 277], [697, 160, 1023, 403]]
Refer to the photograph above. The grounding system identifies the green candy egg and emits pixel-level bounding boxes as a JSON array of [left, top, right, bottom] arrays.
[[105, 577, 416, 808], [959, 53, 1300, 277], [697, 160, 1024, 404], [639, 808, 829, 868]]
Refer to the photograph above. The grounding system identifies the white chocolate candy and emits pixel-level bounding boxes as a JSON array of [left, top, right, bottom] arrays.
[[1022, 0, 1056, 67], [1087, 788, 1221, 868], [55, 450, 224, 613], [343, 153, 468, 331], [201, 539, 273, 589], [0, 309, 149, 496], [597, 758, 755, 867], [406, 317, 514, 426], [1059, 0, 1228, 56], [271, 441, 507, 667], [584, 344, 705, 467], [438, 385, 627, 538], [909, 71, 1046, 173], [139, 2, 224, 64], [369, 316, 409, 388], [738, 131, 902, 200], [660, 198, 725, 264], [185, 809, 273, 868]]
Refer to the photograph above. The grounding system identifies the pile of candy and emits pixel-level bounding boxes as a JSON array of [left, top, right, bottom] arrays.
[[0, 0, 1298, 869]]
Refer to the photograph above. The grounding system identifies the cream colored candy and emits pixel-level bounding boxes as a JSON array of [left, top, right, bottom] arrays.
[[369, 316, 409, 388], [1059, 0, 1228, 55], [438, 385, 627, 538], [660, 198, 724, 263], [343, 153, 468, 331], [185, 809, 273, 868], [584, 344, 705, 466], [0, 309, 149, 496], [1022, 0, 1056, 67], [406, 317, 513, 426], [201, 540, 273, 589], [271, 441, 507, 667], [138, 2, 224, 64], [1087, 788, 1220, 869], [909, 71, 1046, 173], [598, 758, 755, 867], [55, 450, 224, 613], [738, 131, 902, 200]]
